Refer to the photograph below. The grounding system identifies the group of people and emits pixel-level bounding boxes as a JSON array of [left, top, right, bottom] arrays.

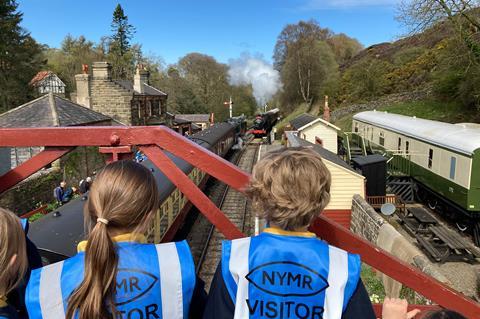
[[0, 147, 468, 318], [53, 177, 92, 205]]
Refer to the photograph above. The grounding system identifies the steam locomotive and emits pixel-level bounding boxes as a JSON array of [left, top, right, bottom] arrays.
[[250, 108, 280, 138]]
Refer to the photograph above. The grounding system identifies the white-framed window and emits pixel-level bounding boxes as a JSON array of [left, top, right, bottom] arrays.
[[405, 141, 409, 154], [379, 132, 385, 146]]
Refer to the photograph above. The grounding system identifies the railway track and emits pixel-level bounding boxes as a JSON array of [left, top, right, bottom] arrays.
[[187, 141, 259, 289]]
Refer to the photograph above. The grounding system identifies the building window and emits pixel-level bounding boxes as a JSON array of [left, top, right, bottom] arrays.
[[379, 132, 385, 146], [428, 149, 433, 169], [354, 123, 358, 133], [147, 101, 152, 117], [398, 137, 402, 151], [405, 141, 409, 154], [152, 100, 160, 115], [450, 156, 456, 179]]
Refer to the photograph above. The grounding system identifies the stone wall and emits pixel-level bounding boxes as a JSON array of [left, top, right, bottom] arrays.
[[351, 194, 385, 243], [0, 169, 62, 215], [90, 79, 133, 125], [350, 194, 449, 284]]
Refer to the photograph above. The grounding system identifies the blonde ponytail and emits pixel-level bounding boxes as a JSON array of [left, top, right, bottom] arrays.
[[0, 208, 28, 299], [66, 161, 160, 318]]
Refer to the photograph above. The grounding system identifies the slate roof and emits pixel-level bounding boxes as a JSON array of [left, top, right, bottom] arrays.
[[115, 80, 167, 96], [175, 114, 210, 122], [290, 113, 340, 131], [0, 93, 112, 128], [290, 113, 317, 130], [286, 132, 358, 173]]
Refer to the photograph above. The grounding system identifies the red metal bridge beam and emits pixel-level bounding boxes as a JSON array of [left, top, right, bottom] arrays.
[[310, 217, 480, 318], [141, 145, 244, 240], [0, 147, 73, 194], [0, 127, 249, 192]]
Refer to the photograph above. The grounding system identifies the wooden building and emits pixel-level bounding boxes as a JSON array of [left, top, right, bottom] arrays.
[[289, 113, 341, 154]]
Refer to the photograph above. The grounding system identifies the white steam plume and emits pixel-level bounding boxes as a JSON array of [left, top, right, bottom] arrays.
[[228, 54, 282, 105]]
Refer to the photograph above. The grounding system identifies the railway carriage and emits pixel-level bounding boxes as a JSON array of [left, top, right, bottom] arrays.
[[352, 111, 480, 240], [28, 122, 239, 265]]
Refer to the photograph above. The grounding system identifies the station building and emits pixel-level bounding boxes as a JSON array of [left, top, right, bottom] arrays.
[[289, 113, 341, 154]]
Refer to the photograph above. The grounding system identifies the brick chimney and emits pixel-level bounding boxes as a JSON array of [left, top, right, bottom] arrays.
[[92, 62, 111, 80], [75, 66, 91, 108], [323, 95, 330, 123], [134, 65, 149, 94]]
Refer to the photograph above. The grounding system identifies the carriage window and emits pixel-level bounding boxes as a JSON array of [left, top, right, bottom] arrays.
[[379, 132, 385, 146], [450, 157, 456, 179], [405, 141, 409, 154], [398, 138, 402, 151], [428, 149, 433, 169]]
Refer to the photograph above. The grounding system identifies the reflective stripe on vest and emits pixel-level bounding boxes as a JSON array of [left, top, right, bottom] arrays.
[[27, 241, 195, 319], [222, 233, 360, 319], [157, 243, 183, 318], [39, 261, 65, 319]]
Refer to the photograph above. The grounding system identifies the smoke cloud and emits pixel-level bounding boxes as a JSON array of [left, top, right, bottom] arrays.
[[228, 54, 282, 105]]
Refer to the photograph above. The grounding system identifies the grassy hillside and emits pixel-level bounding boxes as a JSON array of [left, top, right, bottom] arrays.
[[334, 100, 479, 132]]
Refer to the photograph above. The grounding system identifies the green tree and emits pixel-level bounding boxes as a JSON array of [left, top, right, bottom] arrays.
[[178, 53, 230, 118], [45, 35, 105, 93], [281, 39, 339, 109], [0, 0, 44, 112], [108, 4, 136, 78], [327, 33, 363, 65], [273, 20, 332, 71]]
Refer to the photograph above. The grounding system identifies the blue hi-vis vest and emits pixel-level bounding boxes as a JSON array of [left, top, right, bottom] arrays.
[[221, 229, 361, 319], [26, 240, 196, 319]]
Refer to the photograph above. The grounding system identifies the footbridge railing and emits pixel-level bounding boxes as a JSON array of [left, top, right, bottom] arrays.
[[0, 126, 479, 318]]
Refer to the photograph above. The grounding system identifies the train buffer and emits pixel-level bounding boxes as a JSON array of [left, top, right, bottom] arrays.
[[400, 206, 438, 235], [416, 225, 480, 263]]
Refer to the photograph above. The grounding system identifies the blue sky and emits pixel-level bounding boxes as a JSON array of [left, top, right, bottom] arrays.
[[18, 0, 403, 65]]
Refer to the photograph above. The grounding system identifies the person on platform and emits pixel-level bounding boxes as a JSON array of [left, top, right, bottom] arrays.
[[53, 181, 66, 205], [78, 177, 92, 200], [78, 177, 92, 195], [204, 147, 376, 319], [26, 160, 205, 319], [0, 209, 29, 319]]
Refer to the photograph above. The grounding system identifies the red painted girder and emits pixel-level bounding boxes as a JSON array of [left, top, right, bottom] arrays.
[[310, 216, 480, 319], [0, 147, 73, 195], [160, 176, 210, 243], [0, 126, 249, 192], [141, 146, 244, 240]]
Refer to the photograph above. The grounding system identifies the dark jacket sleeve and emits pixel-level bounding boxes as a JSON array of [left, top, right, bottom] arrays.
[[341, 279, 376, 319], [203, 262, 234, 319], [189, 276, 207, 319]]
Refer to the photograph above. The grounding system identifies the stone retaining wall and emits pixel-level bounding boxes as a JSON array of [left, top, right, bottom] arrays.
[[350, 194, 449, 284]]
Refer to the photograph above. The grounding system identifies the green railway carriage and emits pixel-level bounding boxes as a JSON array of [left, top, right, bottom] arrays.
[[352, 111, 480, 220]]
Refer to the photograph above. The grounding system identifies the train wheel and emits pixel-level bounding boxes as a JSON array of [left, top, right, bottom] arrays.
[[474, 222, 480, 247]]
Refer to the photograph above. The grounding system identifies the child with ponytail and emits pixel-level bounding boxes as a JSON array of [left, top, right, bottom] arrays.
[[26, 160, 202, 319], [0, 208, 28, 319]]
